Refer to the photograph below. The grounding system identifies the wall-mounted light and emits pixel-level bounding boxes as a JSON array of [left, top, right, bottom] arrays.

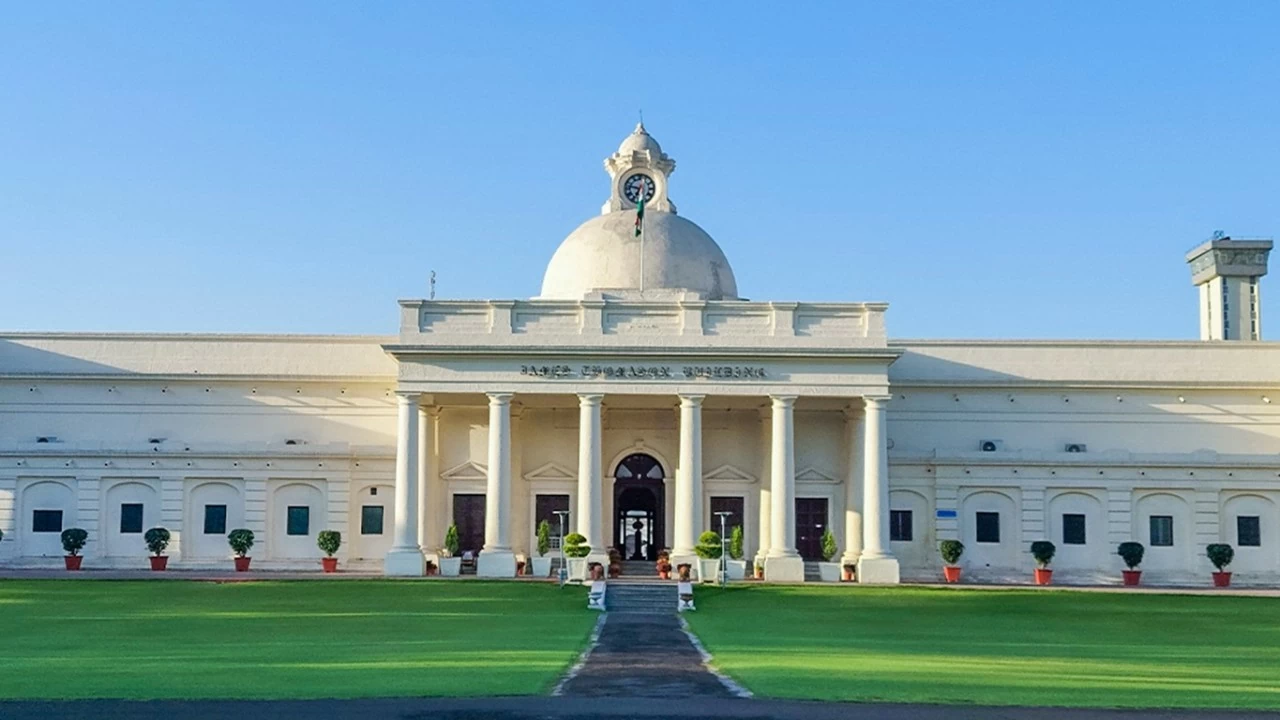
[[1177, 396, 1186, 403], [1264, 396, 1272, 404]]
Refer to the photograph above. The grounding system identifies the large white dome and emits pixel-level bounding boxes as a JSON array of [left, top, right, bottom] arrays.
[[539, 210, 739, 300]]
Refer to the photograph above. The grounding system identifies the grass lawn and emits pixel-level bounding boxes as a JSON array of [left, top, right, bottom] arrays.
[[686, 585, 1280, 710], [0, 580, 594, 700]]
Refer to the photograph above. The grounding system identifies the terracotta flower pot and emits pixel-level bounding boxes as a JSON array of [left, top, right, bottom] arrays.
[[1034, 567, 1053, 585], [943, 565, 962, 583], [754, 567, 764, 580], [234, 556, 252, 572], [321, 557, 338, 573], [150, 556, 169, 571], [1122, 569, 1141, 586], [842, 568, 855, 582], [516, 561, 526, 576], [659, 570, 670, 580], [1212, 571, 1232, 588], [64, 555, 83, 571]]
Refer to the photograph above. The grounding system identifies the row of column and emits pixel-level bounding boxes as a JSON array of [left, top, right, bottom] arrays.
[[385, 391, 897, 582]]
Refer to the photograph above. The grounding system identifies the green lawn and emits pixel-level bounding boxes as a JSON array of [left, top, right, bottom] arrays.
[[0, 580, 594, 700], [685, 585, 1280, 710]]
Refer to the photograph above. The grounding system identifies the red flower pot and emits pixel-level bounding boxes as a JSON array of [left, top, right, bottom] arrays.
[[943, 565, 962, 583], [1213, 571, 1232, 588], [234, 556, 252, 572], [842, 568, 855, 582], [1122, 569, 1141, 586], [321, 557, 338, 573], [516, 561, 526, 576], [64, 555, 83, 571], [754, 567, 764, 580], [1034, 568, 1053, 585], [659, 570, 670, 580], [150, 556, 169, 572]]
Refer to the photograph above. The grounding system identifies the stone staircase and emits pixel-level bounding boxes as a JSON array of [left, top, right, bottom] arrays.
[[605, 582, 677, 615], [619, 560, 657, 578], [803, 561, 822, 582]]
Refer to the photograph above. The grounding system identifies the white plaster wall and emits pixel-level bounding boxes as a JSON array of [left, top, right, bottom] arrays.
[[185, 480, 245, 560], [351, 482, 393, 561], [102, 479, 160, 558], [1045, 490, 1107, 571], [1222, 493, 1279, 573], [959, 489, 1021, 573], [1132, 491, 1194, 575], [889, 488, 932, 570], [267, 481, 326, 561], [17, 478, 76, 557]]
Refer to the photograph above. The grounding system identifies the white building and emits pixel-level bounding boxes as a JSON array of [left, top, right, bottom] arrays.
[[1, 125, 1276, 584]]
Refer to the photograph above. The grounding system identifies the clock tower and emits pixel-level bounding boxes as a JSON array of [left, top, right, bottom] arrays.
[[601, 122, 677, 215]]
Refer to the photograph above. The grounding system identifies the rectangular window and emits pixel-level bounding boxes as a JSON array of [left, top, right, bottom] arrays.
[[119, 503, 144, 534], [32, 509, 63, 533], [286, 506, 310, 536], [203, 505, 227, 535], [534, 494, 570, 549], [1062, 513, 1086, 545], [361, 505, 385, 535], [709, 496, 745, 539], [1238, 516, 1261, 547], [975, 512, 1000, 543], [889, 510, 913, 542], [1150, 515, 1174, 547]]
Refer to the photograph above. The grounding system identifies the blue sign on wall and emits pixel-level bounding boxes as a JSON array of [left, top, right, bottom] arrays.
[[936, 509, 958, 519]]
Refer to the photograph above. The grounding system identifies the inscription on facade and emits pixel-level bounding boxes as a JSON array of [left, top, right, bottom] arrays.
[[519, 364, 766, 380]]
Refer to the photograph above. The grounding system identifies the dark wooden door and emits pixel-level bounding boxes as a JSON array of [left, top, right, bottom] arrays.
[[452, 493, 486, 554], [795, 498, 829, 561], [534, 494, 569, 550], [709, 496, 745, 543]]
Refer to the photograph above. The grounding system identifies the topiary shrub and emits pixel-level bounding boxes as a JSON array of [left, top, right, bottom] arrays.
[[536, 520, 551, 557], [144, 527, 171, 556], [564, 532, 590, 558], [317, 530, 342, 557], [695, 530, 722, 559], [821, 529, 838, 562], [939, 539, 964, 565], [443, 524, 460, 558], [1030, 540, 1056, 568], [61, 528, 88, 556], [1117, 541, 1144, 570], [227, 528, 255, 557], [728, 525, 744, 560], [1207, 543, 1234, 571]]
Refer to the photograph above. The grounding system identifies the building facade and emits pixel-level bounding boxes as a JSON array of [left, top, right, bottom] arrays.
[[1, 126, 1276, 584]]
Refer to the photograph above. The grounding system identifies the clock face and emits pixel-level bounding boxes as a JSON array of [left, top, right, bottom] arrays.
[[623, 173, 656, 204]]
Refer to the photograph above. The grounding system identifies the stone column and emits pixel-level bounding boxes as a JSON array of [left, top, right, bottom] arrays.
[[477, 392, 516, 577], [754, 406, 772, 567], [577, 394, 606, 562], [385, 393, 424, 576], [672, 394, 704, 566], [417, 405, 436, 553], [765, 395, 804, 581], [841, 405, 865, 566], [857, 395, 900, 583]]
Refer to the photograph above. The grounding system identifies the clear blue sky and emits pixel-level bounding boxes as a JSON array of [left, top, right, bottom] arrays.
[[2, 3, 1277, 339]]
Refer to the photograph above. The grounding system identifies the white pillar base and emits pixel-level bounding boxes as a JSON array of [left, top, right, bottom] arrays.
[[857, 556, 900, 584], [839, 551, 862, 566], [476, 550, 516, 578], [764, 555, 805, 582], [383, 548, 425, 577]]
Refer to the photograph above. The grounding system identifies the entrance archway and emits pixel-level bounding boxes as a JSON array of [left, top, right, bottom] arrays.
[[612, 453, 665, 561]]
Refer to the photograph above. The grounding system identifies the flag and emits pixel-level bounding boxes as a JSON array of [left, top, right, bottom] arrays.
[[634, 178, 646, 237]]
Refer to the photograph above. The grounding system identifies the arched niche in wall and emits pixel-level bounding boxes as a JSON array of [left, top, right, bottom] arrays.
[[351, 482, 394, 561], [888, 488, 932, 570], [1222, 493, 1278, 573], [1045, 490, 1106, 570], [185, 480, 245, 560], [1132, 492, 1193, 572], [959, 489, 1020, 571], [268, 481, 326, 561], [103, 480, 160, 558], [18, 479, 76, 557]]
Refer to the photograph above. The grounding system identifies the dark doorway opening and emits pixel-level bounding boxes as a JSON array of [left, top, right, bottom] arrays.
[[452, 493, 485, 555], [612, 453, 665, 561], [795, 497, 829, 561], [709, 496, 745, 544]]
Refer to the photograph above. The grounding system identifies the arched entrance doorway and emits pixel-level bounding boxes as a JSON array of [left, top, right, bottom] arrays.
[[613, 453, 665, 561]]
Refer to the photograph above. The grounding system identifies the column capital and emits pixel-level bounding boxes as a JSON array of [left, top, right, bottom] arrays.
[[486, 392, 514, 405], [863, 394, 892, 409], [678, 393, 705, 407], [395, 391, 423, 403], [770, 394, 798, 408], [577, 393, 605, 405], [423, 405, 443, 418]]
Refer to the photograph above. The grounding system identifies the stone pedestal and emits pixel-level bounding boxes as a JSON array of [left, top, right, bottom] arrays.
[[476, 550, 516, 578], [764, 555, 805, 582], [857, 556, 900, 584], [384, 548, 425, 576]]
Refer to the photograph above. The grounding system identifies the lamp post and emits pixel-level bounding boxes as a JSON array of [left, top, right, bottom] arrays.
[[553, 510, 569, 588], [714, 511, 732, 587]]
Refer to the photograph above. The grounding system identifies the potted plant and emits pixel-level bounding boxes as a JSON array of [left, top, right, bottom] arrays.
[[61, 528, 88, 570], [677, 562, 693, 582], [842, 562, 857, 582], [1117, 541, 1144, 586], [589, 562, 606, 581], [940, 539, 964, 583], [694, 530, 723, 582], [1207, 543, 1234, 587], [656, 549, 672, 579], [754, 561, 764, 580], [144, 527, 171, 571], [317, 530, 341, 573], [531, 520, 553, 577], [607, 547, 623, 578], [228, 528, 254, 571], [818, 529, 841, 582], [725, 526, 747, 580], [438, 525, 462, 576], [424, 559, 437, 576], [564, 532, 591, 581], [1031, 540, 1056, 585]]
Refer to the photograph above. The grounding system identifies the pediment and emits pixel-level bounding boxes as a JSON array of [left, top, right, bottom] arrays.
[[524, 461, 576, 483], [795, 466, 838, 484], [441, 460, 487, 482], [703, 464, 757, 484]]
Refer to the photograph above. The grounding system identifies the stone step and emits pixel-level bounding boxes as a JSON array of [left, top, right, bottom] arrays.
[[605, 583, 678, 614], [803, 561, 821, 582]]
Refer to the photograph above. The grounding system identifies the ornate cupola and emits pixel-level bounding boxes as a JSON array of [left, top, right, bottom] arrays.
[[601, 122, 678, 215]]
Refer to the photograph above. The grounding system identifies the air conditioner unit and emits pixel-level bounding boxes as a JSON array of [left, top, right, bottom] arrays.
[[979, 440, 1004, 452], [1065, 443, 1087, 453]]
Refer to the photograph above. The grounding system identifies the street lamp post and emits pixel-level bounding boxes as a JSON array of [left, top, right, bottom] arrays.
[[714, 511, 732, 587], [553, 510, 569, 588]]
